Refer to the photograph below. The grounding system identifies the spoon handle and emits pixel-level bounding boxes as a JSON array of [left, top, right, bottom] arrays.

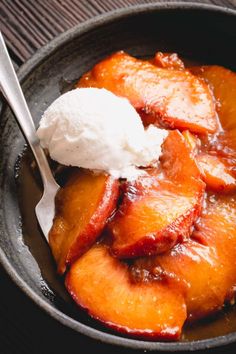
[[0, 32, 55, 187]]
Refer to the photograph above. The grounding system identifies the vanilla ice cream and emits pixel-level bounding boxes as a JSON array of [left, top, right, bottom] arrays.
[[37, 88, 167, 179]]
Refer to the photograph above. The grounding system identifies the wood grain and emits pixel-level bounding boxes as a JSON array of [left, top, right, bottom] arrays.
[[0, 0, 235, 63]]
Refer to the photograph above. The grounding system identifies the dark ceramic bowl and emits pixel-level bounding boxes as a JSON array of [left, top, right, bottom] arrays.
[[1, 2, 236, 352]]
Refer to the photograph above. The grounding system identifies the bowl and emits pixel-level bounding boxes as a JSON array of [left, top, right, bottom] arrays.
[[1, 2, 236, 351]]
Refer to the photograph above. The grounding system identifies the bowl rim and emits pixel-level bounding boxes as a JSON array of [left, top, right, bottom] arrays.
[[1, 1, 236, 351]]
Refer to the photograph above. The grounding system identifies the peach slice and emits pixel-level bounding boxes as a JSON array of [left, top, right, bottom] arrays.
[[109, 179, 204, 258], [196, 153, 236, 192], [133, 195, 236, 321], [78, 51, 217, 134], [65, 243, 187, 340], [49, 169, 119, 274], [161, 130, 201, 182], [188, 66, 236, 191], [191, 65, 236, 132], [191, 65, 236, 170], [108, 131, 205, 258]]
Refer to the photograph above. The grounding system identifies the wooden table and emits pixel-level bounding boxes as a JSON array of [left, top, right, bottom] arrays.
[[0, 1, 236, 353]]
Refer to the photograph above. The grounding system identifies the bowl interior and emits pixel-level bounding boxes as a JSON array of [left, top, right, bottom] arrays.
[[1, 4, 236, 351]]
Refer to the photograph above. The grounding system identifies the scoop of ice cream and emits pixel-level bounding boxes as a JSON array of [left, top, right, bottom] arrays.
[[37, 88, 167, 179]]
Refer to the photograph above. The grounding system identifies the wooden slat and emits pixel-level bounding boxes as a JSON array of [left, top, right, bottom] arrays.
[[0, 0, 235, 64]]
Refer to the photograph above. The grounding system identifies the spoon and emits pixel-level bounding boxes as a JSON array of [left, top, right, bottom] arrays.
[[0, 32, 59, 241]]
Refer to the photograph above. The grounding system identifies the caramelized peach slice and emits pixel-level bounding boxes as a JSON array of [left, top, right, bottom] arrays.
[[181, 130, 236, 192], [191, 65, 236, 131], [65, 243, 187, 340], [108, 131, 205, 258], [109, 179, 204, 258], [49, 169, 119, 274], [190, 65, 236, 179], [161, 130, 201, 182], [78, 51, 217, 134], [196, 154, 236, 192], [134, 196, 236, 320]]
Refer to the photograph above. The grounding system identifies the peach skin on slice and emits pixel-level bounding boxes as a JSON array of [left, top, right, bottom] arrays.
[[151, 52, 185, 70], [65, 243, 187, 340], [78, 51, 217, 134], [49, 169, 119, 274], [108, 131, 205, 258], [196, 153, 236, 192], [133, 195, 236, 321]]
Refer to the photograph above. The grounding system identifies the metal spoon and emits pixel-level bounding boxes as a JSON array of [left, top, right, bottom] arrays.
[[0, 32, 59, 241]]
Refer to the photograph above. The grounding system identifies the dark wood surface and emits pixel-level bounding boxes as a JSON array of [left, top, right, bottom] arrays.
[[1, 1, 236, 353]]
